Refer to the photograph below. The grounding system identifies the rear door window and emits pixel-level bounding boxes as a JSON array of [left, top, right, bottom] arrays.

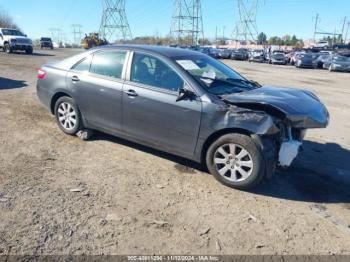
[[90, 50, 127, 79]]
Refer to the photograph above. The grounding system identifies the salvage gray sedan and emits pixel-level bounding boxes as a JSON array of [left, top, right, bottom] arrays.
[[37, 45, 329, 189]]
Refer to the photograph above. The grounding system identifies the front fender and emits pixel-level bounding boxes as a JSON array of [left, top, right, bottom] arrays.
[[193, 102, 280, 163]]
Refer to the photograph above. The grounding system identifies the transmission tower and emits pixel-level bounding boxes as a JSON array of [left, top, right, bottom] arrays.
[[233, 0, 259, 42], [170, 0, 204, 45], [72, 24, 83, 45], [49, 28, 62, 44], [313, 14, 342, 44], [99, 0, 132, 42]]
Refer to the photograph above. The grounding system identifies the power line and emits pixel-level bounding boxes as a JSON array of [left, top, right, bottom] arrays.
[[170, 0, 204, 45], [99, 0, 133, 42]]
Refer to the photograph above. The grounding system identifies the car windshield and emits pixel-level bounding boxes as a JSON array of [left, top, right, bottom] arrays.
[[273, 53, 285, 58], [333, 56, 348, 62], [300, 54, 316, 59], [176, 55, 256, 96], [1, 29, 25, 36], [41, 38, 51, 41]]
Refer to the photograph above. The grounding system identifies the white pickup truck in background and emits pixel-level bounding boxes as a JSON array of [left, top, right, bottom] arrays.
[[0, 28, 33, 54]]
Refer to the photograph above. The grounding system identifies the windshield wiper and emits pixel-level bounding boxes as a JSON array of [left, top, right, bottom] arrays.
[[225, 78, 261, 87], [195, 76, 250, 94], [198, 76, 252, 88]]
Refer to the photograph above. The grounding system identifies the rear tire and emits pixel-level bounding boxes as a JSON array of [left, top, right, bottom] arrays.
[[54, 96, 83, 136], [206, 134, 265, 190]]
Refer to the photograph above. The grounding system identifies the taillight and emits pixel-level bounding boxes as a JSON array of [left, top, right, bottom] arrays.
[[37, 69, 46, 79]]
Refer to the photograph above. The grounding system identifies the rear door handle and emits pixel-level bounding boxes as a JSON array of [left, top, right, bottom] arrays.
[[72, 76, 80, 82], [124, 89, 138, 97]]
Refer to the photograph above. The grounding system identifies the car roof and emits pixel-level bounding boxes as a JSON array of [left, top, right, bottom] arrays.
[[92, 44, 203, 58]]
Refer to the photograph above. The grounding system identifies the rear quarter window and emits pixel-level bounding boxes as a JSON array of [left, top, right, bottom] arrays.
[[71, 56, 92, 73], [90, 50, 127, 79]]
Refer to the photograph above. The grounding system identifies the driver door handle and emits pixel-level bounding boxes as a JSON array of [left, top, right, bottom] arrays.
[[72, 75, 80, 82], [124, 89, 138, 97]]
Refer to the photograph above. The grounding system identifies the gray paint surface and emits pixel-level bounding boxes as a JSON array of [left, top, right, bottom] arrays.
[[36, 45, 329, 164]]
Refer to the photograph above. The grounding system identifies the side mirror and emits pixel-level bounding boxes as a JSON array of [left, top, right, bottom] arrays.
[[176, 87, 196, 102]]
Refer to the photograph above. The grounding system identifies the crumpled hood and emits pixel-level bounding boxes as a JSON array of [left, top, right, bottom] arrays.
[[222, 86, 329, 129]]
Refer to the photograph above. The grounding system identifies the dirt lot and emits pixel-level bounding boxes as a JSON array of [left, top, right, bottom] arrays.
[[0, 49, 350, 255]]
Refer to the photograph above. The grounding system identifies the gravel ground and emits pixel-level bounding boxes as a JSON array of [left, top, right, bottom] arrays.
[[0, 49, 350, 255]]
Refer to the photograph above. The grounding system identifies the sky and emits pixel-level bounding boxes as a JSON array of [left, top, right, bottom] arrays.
[[0, 0, 349, 42]]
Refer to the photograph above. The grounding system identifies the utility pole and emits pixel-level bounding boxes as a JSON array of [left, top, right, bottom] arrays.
[[72, 24, 82, 46], [99, 0, 132, 42], [49, 28, 61, 44], [313, 13, 319, 42], [234, 0, 259, 42], [341, 16, 347, 43], [170, 0, 204, 46], [215, 26, 218, 45], [345, 22, 350, 44], [222, 25, 226, 44]]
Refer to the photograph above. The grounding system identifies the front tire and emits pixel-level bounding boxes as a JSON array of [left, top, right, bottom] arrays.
[[206, 134, 265, 190], [4, 43, 12, 53], [54, 97, 83, 135], [25, 47, 33, 54]]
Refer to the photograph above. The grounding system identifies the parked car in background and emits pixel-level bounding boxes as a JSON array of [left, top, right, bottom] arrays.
[[0, 28, 33, 54], [217, 49, 232, 59], [295, 53, 319, 68], [40, 37, 53, 49], [313, 54, 330, 69], [199, 47, 218, 58], [290, 52, 303, 65], [36, 45, 329, 190], [312, 41, 329, 49], [268, 52, 287, 65], [319, 50, 333, 55], [249, 49, 265, 63], [324, 55, 350, 72], [208, 48, 220, 59], [231, 48, 249, 60]]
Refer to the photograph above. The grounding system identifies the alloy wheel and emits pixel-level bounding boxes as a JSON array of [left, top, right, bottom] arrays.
[[213, 143, 254, 182], [57, 102, 77, 131]]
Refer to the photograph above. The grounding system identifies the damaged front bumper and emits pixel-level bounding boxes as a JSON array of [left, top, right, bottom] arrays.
[[277, 126, 303, 168]]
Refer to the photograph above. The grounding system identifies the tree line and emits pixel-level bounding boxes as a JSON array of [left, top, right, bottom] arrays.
[[0, 8, 20, 30], [257, 32, 304, 48]]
